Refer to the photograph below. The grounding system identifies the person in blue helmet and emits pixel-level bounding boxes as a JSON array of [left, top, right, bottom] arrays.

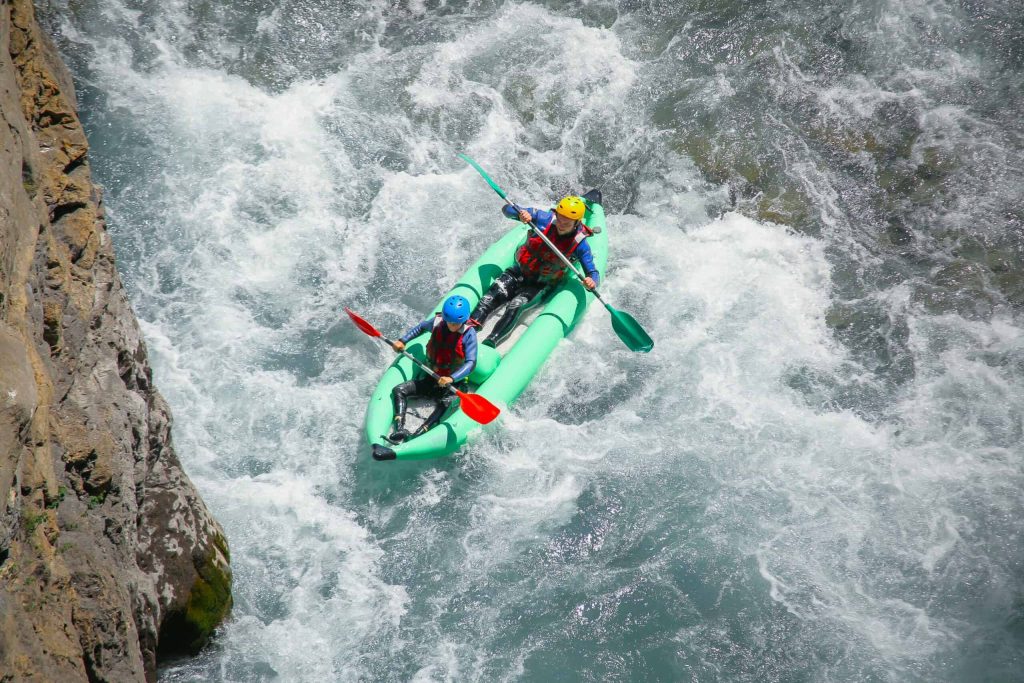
[[472, 191, 602, 347], [387, 294, 478, 443]]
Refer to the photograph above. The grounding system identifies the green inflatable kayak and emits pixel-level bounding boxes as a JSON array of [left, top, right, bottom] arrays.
[[366, 198, 608, 461]]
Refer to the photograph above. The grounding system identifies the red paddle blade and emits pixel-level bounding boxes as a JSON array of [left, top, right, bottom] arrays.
[[344, 307, 382, 338], [454, 389, 501, 425]]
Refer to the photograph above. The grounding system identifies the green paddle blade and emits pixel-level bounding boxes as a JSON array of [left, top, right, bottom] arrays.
[[605, 303, 654, 352], [458, 154, 508, 201]]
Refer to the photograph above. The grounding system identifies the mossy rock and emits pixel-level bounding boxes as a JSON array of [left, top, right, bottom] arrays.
[[934, 261, 987, 291], [185, 556, 232, 645], [918, 146, 958, 180], [825, 303, 855, 330], [157, 540, 232, 657], [874, 101, 921, 161], [996, 271, 1024, 307], [882, 219, 915, 247], [671, 129, 817, 231], [756, 187, 812, 228], [22, 159, 38, 198], [877, 166, 920, 197], [578, 1, 618, 28], [950, 236, 987, 263], [734, 157, 762, 185], [211, 530, 231, 563], [809, 123, 880, 155], [674, 133, 731, 185], [913, 267, 996, 318], [987, 247, 1023, 274]]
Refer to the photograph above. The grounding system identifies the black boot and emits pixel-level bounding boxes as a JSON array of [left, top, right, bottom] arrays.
[[387, 430, 411, 444], [415, 397, 452, 436], [387, 425, 412, 444], [485, 308, 518, 347], [484, 284, 544, 346], [389, 382, 415, 443], [387, 412, 411, 443]]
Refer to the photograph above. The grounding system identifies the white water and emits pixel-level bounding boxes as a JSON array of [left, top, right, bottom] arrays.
[[49, 0, 1024, 680]]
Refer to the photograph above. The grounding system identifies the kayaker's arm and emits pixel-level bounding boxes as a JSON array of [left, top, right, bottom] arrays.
[[394, 318, 433, 350], [574, 239, 601, 286], [502, 204, 553, 227], [447, 328, 478, 382]]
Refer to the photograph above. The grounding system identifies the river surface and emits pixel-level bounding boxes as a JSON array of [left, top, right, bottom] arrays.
[[42, 0, 1024, 680]]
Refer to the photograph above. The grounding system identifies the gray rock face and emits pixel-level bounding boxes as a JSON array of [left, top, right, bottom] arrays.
[[0, 1, 231, 681]]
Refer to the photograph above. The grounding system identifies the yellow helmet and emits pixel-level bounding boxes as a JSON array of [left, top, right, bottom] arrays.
[[554, 196, 586, 220]]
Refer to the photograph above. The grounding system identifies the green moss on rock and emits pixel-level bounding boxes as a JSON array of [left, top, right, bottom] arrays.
[[157, 540, 232, 657], [674, 133, 731, 185], [183, 554, 232, 648], [756, 187, 812, 228], [211, 530, 230, 564], [996, 271, 1024, 307], [825, 303, 855, 330], [809, 123, 880, 155], [918, 145, 958, 180]]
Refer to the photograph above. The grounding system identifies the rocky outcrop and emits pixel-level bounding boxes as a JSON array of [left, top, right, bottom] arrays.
[[0, 1, 231, 681]]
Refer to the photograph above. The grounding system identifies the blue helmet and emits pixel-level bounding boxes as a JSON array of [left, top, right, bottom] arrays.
[[441, 295, 470, 324]]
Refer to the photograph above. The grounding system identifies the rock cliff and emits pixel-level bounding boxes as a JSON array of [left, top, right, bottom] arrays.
[[0, 1, 231, 680]]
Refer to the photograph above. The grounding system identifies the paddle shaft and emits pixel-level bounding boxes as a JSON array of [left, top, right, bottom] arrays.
[[375, 333, 450, 383]]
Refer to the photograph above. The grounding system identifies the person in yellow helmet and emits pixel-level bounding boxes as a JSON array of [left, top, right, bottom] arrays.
[[471, 190, 602, 347]]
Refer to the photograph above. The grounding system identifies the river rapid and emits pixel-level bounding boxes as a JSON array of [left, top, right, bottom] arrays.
[[42, 0, 1024, 680]]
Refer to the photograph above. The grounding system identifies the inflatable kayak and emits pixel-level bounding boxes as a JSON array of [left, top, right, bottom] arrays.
[[365, 197, 608, 461]]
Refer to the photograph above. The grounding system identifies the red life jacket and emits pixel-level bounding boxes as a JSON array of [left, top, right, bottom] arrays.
[[425, 315, 476, 376], [515, 217, 592, 284]]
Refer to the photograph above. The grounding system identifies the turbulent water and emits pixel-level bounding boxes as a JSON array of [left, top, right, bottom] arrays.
[[42, 0, 1024, 680]]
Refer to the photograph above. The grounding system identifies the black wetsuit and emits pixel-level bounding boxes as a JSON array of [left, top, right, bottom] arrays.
[[471, 267, 547, 346]]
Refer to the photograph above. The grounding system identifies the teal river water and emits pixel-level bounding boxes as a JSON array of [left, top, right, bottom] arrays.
[[41, 0, 1023, 680]]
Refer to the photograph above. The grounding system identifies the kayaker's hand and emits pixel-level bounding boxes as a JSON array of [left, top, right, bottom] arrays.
[[437, 376, 453, 387], [518, 209, 532, 224], [583, 277, 597, 291], [392, 340, 405, 353]]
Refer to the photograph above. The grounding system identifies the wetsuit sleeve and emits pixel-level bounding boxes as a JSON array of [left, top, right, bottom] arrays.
[[399, 318, 434, 344], [502, 205, 553, 227], [574, 239, 601, 285], [449, 328, 478, 382]]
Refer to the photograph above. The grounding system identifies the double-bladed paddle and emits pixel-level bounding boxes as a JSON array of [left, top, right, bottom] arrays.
[[344, 307, 501, 425], [458, 154, 654, 353]]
